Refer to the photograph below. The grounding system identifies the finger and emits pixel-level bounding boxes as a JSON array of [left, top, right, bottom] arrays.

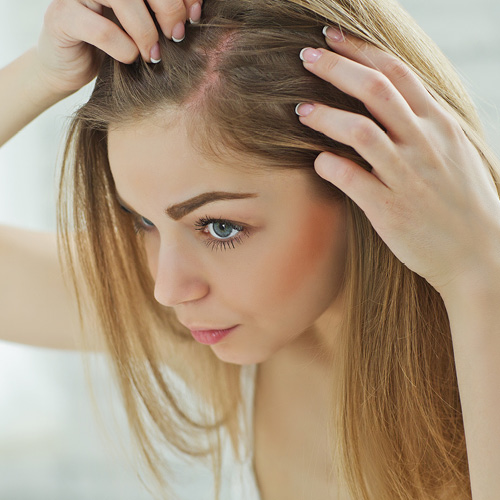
[[186, 0, 202, 24], [148, 0, 191, 42], [300, 47, 421, 144], [314, 151, 388, 218], [106, 0, 160, 62], [296, 103, 399, 187], [68, 2, 140, 64], [81, 0, 104, 15], [323, 27, 442, 118]]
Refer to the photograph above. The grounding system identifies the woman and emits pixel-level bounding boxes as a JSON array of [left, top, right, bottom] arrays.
[[1, 0, 500, 499]]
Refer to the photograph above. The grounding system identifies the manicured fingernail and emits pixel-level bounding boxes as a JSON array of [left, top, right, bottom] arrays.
[[150, 42, 161, 63], [299, 47, 322, 63], [322, 26, 345, 42], [295, 102, 315, 117], [189, 2, 201, 24], [172, 22, 185, 42]]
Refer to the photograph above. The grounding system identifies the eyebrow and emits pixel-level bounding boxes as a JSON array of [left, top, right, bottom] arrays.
[[166, 191, 258, 220], [116, 191, 258, 221]]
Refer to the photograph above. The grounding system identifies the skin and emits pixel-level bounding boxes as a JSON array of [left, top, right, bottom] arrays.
[[107, 25, 500, 500], [299, 31, 500, 295], [296, 29, 500, 498], [108, 113, 348, 499], [107, 114, 348, 368]]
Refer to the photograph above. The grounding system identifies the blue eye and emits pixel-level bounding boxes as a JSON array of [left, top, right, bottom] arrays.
[[208, 220, 241, 240], [140, 216, 154, 227], [119, 204, 155, 234], [194, 216, 249, 251], [133, 216, 155, 234]]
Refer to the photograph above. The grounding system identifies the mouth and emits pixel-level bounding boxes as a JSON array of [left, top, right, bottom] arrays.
[[187, 325, 238, 345]]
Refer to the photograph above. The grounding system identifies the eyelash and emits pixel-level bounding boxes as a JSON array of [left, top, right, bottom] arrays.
[[194, 216, 249, 251], [119, 206, 249, 252]]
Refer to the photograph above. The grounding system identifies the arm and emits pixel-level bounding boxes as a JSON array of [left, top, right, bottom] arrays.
[[0, 48, 73, 147], [297, 28, 500, 498], [439, 265, 500, 499], [1, 0, 202, 147], [0, 0, 200, 348], [0, 225, 94, 350], [0, 49, 83, 348]]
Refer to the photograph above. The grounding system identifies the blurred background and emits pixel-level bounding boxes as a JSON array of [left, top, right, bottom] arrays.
[[0, 0, 499, 498]]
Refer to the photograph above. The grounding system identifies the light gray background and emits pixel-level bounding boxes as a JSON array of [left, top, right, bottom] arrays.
[[0, 0, 499, 498]]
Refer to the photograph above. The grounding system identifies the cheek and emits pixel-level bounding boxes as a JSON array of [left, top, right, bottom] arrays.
[[253, 204, 346, 305]]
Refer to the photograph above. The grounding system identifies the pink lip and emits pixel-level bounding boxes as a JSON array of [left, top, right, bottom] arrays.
[[189, 326, 238, 345]]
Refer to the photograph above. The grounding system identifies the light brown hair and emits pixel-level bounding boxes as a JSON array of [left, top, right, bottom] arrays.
[[57, 0, 500, 498]]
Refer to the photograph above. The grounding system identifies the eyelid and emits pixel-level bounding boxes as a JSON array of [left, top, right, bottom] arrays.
[[195, 216, 251, 251], [119, 204, 133, 214], [119, 204, 251, 251], [119, 204, 150, 224], [119, 205, 155, 234], [193, 215, 247, 231], [195, 215, 250, 236]]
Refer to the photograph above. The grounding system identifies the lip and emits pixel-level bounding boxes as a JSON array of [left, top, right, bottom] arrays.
[[188, 325, 238, 345], [185, 324, 234, 331]]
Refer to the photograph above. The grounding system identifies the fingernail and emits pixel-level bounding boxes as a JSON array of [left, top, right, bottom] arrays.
[[150, 42, 161, 63], [322, 26, 345, 42], [299, 47, 322, 63], [189, 2, 201, 24], [172, 21, 185, 42], [295, 102, 315, 117]]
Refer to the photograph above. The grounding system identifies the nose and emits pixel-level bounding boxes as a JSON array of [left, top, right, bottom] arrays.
[[151, 242, 209, 307]]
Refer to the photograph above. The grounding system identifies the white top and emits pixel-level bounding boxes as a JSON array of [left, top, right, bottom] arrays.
[[165, 364, 262, 500]]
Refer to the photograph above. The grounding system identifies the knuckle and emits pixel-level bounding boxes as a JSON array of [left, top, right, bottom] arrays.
[[49, 0, 67, 12], [155, 0, 186, 17], [429, 102, 465, 140], [441, 112, 464, 137], [323, 54, 341, 74], [337, 159, 355, 186], [362, 72, 392, 100], [92, 25, 115, 45], [382, 58, 411, 82], [45, 0, 68, 24], [135, 23, 158, 45], [349, 116, 378, 146]]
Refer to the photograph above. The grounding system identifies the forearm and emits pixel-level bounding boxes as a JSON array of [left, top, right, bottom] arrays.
[[0, 47, 73, 147], [440, 266, 500, 499]]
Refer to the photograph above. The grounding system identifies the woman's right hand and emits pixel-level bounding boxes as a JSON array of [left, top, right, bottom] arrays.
[[36, 0, 202, 95]]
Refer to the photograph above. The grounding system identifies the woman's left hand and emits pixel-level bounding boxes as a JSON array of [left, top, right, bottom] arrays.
[[296, 27, 500, 297]]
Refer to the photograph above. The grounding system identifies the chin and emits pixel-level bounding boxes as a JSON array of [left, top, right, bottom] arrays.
[[210, 343, 271, 366]]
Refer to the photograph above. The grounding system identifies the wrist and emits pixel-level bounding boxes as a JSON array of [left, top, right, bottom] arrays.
[[27, 47, 76, 107], [437, 213, 500, 308], [438, 256, 500, 316], [0, 47, 77, 146]]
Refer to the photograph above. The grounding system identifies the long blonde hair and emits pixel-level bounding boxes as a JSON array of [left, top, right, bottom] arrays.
[[57, 0, 500, 498]]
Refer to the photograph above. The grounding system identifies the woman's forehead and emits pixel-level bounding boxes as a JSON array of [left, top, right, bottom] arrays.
[[108, 118, 290, 186]]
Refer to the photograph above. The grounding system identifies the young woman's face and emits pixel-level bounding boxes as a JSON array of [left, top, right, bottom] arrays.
[[108, 116, 347, 365]]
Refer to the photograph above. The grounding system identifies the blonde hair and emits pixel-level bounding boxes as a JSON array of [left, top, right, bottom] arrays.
[[57, 0, 500, 498]]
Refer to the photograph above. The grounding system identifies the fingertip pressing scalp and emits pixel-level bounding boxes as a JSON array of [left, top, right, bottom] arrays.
[[150, 42, 161, 63], [322, 25, 345, 42]]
